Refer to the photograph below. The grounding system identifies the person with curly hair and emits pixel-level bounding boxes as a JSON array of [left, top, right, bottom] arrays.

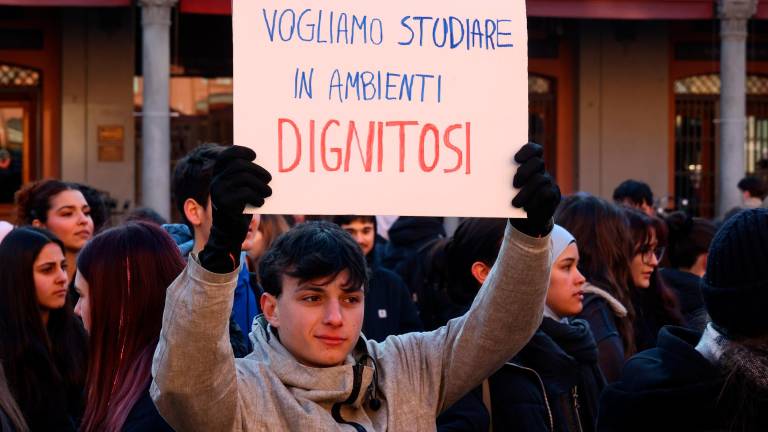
[[14, 180, 93, 285]]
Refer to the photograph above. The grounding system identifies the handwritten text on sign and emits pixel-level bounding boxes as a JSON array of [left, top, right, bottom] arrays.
[[234, 1, 527, 217]]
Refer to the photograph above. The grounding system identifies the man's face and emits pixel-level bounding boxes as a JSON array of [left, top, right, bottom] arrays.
[[639, 201, 655, 217], [194, 198, 259, 252], [241, 214, 261, 252], [340, 220, 375, 257], [261, 270, 364, 367], [185, 196, 213, 251]]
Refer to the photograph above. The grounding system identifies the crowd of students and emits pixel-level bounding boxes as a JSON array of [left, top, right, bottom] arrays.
[[0, 142, 766, 431]]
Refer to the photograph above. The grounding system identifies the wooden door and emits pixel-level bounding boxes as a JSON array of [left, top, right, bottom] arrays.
[[0, 98, 36, 220]]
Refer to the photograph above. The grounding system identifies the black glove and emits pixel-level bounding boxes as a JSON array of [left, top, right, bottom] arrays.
[[510, 143, 560, 237], [199, 145, 272, 273]]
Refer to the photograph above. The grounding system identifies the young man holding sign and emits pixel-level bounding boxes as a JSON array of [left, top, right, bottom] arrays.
[[151, 143, 560, 431]]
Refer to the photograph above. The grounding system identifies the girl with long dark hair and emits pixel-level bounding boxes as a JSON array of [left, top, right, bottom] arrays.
[[555, 194, 635, 382], [0, 227, 88, 431], [75, 222, 184, 432], [14, 180, 94, 284], [624, 209, 685, 350], [599, 209, 768, 431]]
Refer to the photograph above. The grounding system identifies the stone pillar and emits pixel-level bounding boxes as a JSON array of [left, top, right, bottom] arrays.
[[717, 0, 756, 216], [139, 0, 177, 219]]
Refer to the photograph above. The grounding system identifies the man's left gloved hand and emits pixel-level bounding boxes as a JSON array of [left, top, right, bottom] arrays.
[[510, 143, 561, 237], [199, 145, 272, 273]]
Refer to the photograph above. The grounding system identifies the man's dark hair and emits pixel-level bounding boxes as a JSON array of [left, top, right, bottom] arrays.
[[259, 221, 369, 297], [664, 211, 716, 269], [443, 218, 507, 306], [332, 215, 375, 226], [613, 179, 654, 207], [737, 176, 767, 199], [172, 143, 226, 231], [124, 207, 168, 226]]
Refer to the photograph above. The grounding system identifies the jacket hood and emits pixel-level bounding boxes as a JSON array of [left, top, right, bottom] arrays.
[[658, 268, 703, 307], [599, 326, 727, 427], [583, 283, 628, 317], [539, 317, 598, 364], [659, 268, 709, 331], [513, 318, 599, 390], [659, 268, 701, 290], [599, 325, 768, 430], [610, 326, 719, 392], [248, 316, 376, 408], [163, 223, 194, 258]]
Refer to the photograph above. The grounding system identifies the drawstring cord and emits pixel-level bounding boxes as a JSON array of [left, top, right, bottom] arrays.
[[329, 350, 383, 431]]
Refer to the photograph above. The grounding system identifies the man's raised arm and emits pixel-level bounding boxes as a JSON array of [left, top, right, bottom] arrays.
[[151, 146, 272, 431], [374, 143, 561, 415]]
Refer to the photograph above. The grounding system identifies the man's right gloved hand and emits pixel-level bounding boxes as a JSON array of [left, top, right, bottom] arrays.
[[199, 145, 272, 274]]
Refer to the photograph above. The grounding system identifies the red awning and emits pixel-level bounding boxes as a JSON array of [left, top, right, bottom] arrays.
[[176, 0, 768, 21], [757, 3, 768, 19], [527, 0, 715, 20], [0, 0, 128, 5], [180, 0, 230, 14]]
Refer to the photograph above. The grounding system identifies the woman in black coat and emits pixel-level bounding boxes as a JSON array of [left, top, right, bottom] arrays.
[[624, 209, 685, 351], [490, 317, 604, 432], [0, 228, 88, 431], [487, 225, 605, 432], [556, 195, 636, 383], [440, 220, 605, 432]]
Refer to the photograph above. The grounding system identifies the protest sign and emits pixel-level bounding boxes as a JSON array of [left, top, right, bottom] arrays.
[[234, 0, 528, 217]]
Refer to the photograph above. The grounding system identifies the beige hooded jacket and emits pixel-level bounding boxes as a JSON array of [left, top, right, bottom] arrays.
[[151, 223, 550, 431]]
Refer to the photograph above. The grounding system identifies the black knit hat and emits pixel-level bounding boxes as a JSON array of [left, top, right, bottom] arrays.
[[701, 208, 768, 338]]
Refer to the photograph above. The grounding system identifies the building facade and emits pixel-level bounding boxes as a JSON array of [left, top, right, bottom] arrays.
[[1, 0, 766, 221]]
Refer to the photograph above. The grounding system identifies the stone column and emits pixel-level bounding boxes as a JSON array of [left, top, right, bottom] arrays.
[[717, 0, 756, 216], [139, 0, 177, 220]]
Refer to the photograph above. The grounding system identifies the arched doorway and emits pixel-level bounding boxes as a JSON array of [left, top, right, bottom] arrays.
[[674, 74, 768, 217]]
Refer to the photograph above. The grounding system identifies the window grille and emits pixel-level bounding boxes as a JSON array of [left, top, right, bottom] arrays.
[[0, 64, 40, 87]]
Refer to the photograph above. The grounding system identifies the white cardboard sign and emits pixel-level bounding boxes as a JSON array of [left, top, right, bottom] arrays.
[[233, 1, 528, 217]]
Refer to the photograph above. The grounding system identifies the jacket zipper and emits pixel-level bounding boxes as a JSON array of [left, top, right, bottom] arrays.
[[506, 363, 554, 432], [572, 386, 584, 432]]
